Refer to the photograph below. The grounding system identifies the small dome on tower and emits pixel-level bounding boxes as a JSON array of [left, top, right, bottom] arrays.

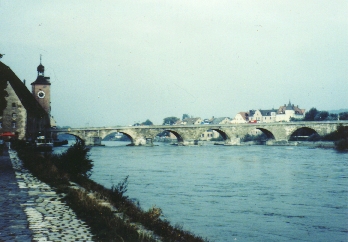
[[37, 63, 45, 74]]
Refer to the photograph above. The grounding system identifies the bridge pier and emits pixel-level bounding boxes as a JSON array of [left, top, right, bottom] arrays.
[[266, 139, 289, 146], [224, 137, 241, 146], [85, 136, 102, 146], [145, 138, 154, 146], [181, 139, 200, 146]]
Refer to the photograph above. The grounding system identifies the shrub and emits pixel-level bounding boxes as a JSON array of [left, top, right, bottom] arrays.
[[54, 139, 93, 178], [307, 133, 321, 141], [110, 175, 129, 201], [335, 139, 348, 151]]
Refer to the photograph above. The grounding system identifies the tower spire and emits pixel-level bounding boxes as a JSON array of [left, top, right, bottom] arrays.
[[37, 54, 45, 76]]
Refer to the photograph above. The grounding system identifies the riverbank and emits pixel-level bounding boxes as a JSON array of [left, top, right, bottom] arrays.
[[10, 141, 208, 242], [0, 149, 94, 241]]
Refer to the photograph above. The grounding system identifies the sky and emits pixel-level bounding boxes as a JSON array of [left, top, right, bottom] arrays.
[[1, 1, 347, 127]]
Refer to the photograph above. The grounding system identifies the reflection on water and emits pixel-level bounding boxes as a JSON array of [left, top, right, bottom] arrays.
[[55, 141, 348, 241]]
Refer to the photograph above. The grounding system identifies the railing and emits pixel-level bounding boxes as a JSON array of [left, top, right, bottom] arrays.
[[51, 120, 348, 132]]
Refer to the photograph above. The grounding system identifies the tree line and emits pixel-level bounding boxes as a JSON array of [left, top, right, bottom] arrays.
[[292, 108, 348, 121]]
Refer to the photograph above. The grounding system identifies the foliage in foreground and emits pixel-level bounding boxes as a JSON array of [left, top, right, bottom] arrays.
[[11, 140, 208, 241], [52, 139, 93, 178], [292, 125, 348, 151]]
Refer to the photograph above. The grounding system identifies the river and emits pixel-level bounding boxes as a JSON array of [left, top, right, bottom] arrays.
[[54, 141, 348, 241]]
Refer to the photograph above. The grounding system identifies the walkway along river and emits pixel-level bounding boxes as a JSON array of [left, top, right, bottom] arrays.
[[55, 141, 348, 241]]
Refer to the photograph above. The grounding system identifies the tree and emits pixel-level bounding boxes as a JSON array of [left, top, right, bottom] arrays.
[[163, 116, 179, 125], [326, 113, 338, 121], [339, 112, 348, 120], [54, 139, 93, 178], [314, 111, 329, 121], [304, 108, 319, 121], [141, 119, 153, 125], [182, 114, 190, 120]]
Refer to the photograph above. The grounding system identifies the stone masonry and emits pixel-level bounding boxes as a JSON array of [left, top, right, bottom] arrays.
[[0, 148, 95, 241]]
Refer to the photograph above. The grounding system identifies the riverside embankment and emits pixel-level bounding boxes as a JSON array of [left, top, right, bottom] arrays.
[[0, 148, 94, 241], [4, 141, 207, 242]]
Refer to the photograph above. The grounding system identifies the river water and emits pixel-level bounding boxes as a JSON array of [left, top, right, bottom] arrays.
[[55, 141, 348, 241]]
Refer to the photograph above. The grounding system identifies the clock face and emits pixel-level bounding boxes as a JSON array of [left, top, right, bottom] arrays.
[[37, 90, 45, 98]]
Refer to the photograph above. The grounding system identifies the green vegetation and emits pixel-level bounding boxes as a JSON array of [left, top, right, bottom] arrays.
[[242, 133, 268, 142], [11, 140, 208, 241], [141, 119, 153, 125], [162, 116, 179, 125], [324, 125, 348, 151], [51, 139, 93, 178], [182, 113, 190, 120], [289, 125, 348, 151], [292, 107, 348, 121]]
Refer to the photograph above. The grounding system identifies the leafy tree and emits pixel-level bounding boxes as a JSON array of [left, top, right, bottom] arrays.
[[182, 114, 190, 120], [326, 113, 338, 121], [334, 125, 348, 150], [242, 133, 268, 142], [163, 116, 179, 125], [54, 139, 93, 178], [314, 111, 329, 121], [339, 112, 348, 120], [304, 108, 319, 121], [141, 119, 153, 125]]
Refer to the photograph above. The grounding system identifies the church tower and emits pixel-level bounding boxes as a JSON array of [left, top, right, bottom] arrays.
[[31, 56, 51, 115]]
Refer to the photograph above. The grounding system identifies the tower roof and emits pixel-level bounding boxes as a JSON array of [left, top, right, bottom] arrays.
[[37, 63, 45, 75], [32, 56, 50, 85]]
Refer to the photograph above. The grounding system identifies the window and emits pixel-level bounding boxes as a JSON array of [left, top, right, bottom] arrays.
[[12, 122, 16, 128], [12, 113, 17, 118], [12, 103, 16, 109]]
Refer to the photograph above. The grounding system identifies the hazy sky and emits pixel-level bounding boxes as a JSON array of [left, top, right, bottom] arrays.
[[1, 1, 347, 127]]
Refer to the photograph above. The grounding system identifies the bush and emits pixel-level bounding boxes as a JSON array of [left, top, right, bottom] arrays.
[[335, 139, 348, 151], [242, 133, 267, 142], [110, 175, 129, 201], [307, 133, 321, 141], [54, 139, 93, 178]]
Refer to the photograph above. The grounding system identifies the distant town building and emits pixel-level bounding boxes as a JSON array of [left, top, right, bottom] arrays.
[[231, 112, 249, 123], [249, 109, 277, 123], [0, 59, 52, 140], [210, 117, 231, 124], [232, 101, 305, 123], [181, 117, 202, 125], [200, 129, 220, 141], [276, 102, 305, 122]]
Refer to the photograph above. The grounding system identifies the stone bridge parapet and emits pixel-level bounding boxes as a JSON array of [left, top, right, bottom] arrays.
[[51, 121, 348, 146]]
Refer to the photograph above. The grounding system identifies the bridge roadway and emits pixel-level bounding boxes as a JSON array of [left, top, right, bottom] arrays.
[[51, 121, 348, 146]]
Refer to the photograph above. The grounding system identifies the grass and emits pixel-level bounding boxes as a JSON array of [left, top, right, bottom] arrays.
[[11, 140, 209, 242]]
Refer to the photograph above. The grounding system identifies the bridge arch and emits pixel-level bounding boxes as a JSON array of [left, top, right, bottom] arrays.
[[256, 128, 275, 140], [211, 128, 229, 140], [55, 132, 84, 142], [289, 127, 319, 141], [101, 130, 135, 144], [164, 129, 184, 143]]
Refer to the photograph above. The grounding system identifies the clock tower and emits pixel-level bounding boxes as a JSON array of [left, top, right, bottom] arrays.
[[31, 56, 51, 115]]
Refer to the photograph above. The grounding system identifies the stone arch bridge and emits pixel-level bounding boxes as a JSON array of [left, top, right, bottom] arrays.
[[51, 121, 347, 146]]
